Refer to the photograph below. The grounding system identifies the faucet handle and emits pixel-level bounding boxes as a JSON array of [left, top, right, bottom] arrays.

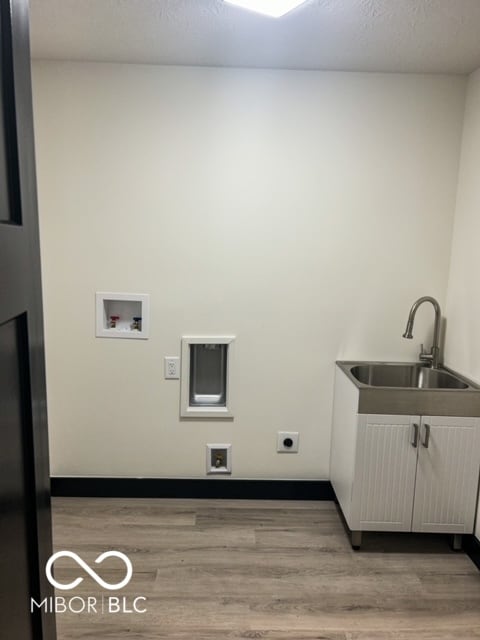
[[419, 344, 433, 363]]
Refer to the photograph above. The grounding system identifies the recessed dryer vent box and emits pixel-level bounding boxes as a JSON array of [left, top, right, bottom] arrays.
[[181, 336, 235, 418], [95, 292, 150, 339]]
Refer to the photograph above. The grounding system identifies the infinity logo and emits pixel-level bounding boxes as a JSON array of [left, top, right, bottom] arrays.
[[46, 551, 133, 591]]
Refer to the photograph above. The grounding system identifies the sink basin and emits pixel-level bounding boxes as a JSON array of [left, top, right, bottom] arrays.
[[350, 364, 468, 389], [336, 361, 480, 417]]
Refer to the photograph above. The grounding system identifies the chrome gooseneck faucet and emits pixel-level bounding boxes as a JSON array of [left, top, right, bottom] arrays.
[[402, 296, 442, 369]]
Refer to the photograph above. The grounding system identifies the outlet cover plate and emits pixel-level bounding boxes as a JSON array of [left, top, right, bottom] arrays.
[[164, 356, 180, 379], [206, 443, 232, 474], [277, 431, 299, 453]]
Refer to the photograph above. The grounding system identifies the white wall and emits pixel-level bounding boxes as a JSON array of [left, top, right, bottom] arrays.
[[444, 67, 480, 539], [32, 61, 466, 479]]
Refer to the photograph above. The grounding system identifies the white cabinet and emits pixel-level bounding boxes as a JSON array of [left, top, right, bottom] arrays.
[[330, 368, 480, 546], [351, 414, 419, 532], [412, 416, 480, 534]]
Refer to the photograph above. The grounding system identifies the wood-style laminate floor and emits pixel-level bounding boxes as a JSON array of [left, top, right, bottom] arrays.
[[52, 498, 480, 639]]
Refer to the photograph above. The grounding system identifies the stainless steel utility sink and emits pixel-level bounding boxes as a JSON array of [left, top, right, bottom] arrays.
[[337, 361, 480, 416], [350, 363, 468, 390]]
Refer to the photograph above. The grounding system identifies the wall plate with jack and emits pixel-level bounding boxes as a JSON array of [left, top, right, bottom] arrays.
[[206, 444, 232, 474], [164, 356, 180, 379], [277, 431, 299, 453]]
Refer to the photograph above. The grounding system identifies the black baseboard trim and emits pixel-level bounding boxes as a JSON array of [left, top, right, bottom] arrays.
[[463, 534, 480, 571], [51, 477, 334, 501]]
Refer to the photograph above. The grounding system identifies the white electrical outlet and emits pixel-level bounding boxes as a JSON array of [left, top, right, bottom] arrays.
[[164, 356, 180, 379], [277, 431, 299, 453]]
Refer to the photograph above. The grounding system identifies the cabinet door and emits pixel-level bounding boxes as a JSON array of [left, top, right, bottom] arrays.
[[412, 416, 480, 533], [350, 415, 419, 531]]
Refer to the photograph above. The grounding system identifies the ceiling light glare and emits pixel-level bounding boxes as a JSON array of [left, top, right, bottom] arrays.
[[224, 0, 308, 18]]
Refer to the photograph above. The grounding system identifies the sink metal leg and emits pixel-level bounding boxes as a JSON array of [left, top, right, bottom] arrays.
[[351, 530, 362, 550], [452, 534, 463, 551]]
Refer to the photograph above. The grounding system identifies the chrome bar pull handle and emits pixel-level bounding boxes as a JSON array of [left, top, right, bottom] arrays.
[[411, 423, 419, 448], [422, 423, 431, 448]]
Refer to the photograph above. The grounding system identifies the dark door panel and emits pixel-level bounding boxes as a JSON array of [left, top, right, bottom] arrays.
[[0, 1, 22, 224], [0, 315, 40, 638], [0, 1, 55, 638]]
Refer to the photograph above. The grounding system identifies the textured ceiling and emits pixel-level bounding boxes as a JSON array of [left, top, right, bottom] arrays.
[[30, 0, 480, 74]]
